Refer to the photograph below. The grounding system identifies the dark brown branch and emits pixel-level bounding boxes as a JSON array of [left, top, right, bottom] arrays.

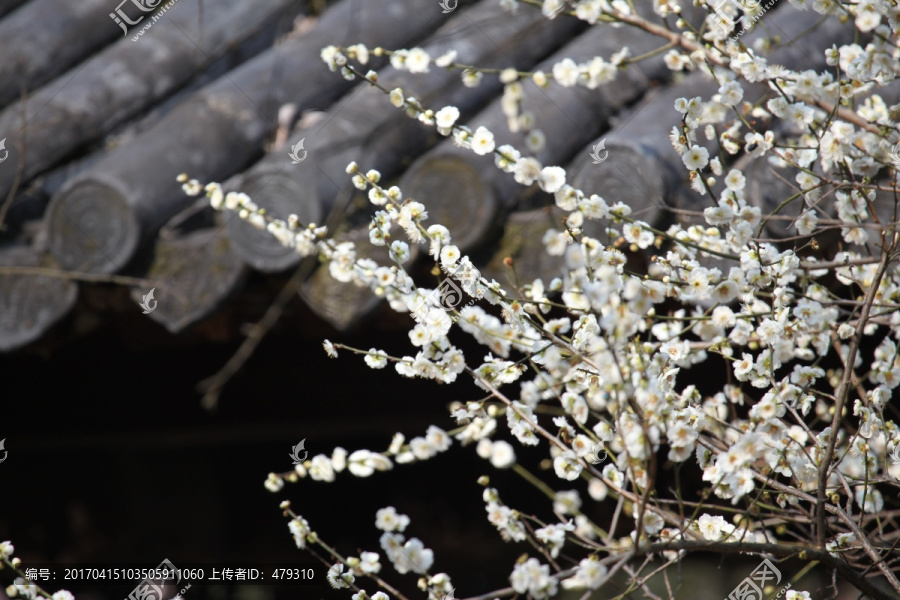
[[633, 540, 894, 600], [815, 235, 898, 551], [196, 263, 308, 410]]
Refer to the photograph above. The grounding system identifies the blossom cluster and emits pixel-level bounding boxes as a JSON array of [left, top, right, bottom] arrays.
[[284, 503, 442, 598], [0, 542, 75, 600], [264, 425, 452, 492]]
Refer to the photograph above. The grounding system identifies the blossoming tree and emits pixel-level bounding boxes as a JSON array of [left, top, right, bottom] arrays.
[[216, 0, 900, 598]]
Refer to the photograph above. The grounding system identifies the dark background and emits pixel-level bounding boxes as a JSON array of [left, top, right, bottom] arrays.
[[0, 287, 538, 600]]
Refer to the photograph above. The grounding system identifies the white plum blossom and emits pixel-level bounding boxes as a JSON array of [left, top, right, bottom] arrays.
[[623, 221, 655, 249], [718, 80, 743, 105], [392, 538, 434, 574], [552, 58, 579, 87], [534, 521, 574, 558], [405, 48, 431, 73], [538, 166, 566, 193], [264, 472, 284, 492], [681, 145, 709, 170], [308, 455, 336, 482], [471, 126, 496, 155], [347, 449, 393, 477], [435, 50, 457, 67], [332, 447, 347, 472], [696, 514, 729, 540], [435, 106, 460, 131], [510, 558, 558, 600], [389, 88, 404, 107], [288, 517, 311, 549], [489, 440, 516, 468], [376, 507, 410, 532], [514, 157, 542, 185], [562, 557, 608, 590], [553, 450, 583, 480], [507, 401, 540, 445], [327, 563, 355, 589], [552, 490, 581, 515], [365, 349, 389, 369], [358, 551, 382, 575]]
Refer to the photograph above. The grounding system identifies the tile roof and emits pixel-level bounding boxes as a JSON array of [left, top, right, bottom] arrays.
[[0, 0, 891, 352]]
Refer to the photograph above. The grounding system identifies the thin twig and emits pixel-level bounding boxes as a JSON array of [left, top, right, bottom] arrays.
[[815, 234, 898, 549], [196, 263, 310, 410], [0, 265, 154, 288], [0, 94, 27, 232]]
